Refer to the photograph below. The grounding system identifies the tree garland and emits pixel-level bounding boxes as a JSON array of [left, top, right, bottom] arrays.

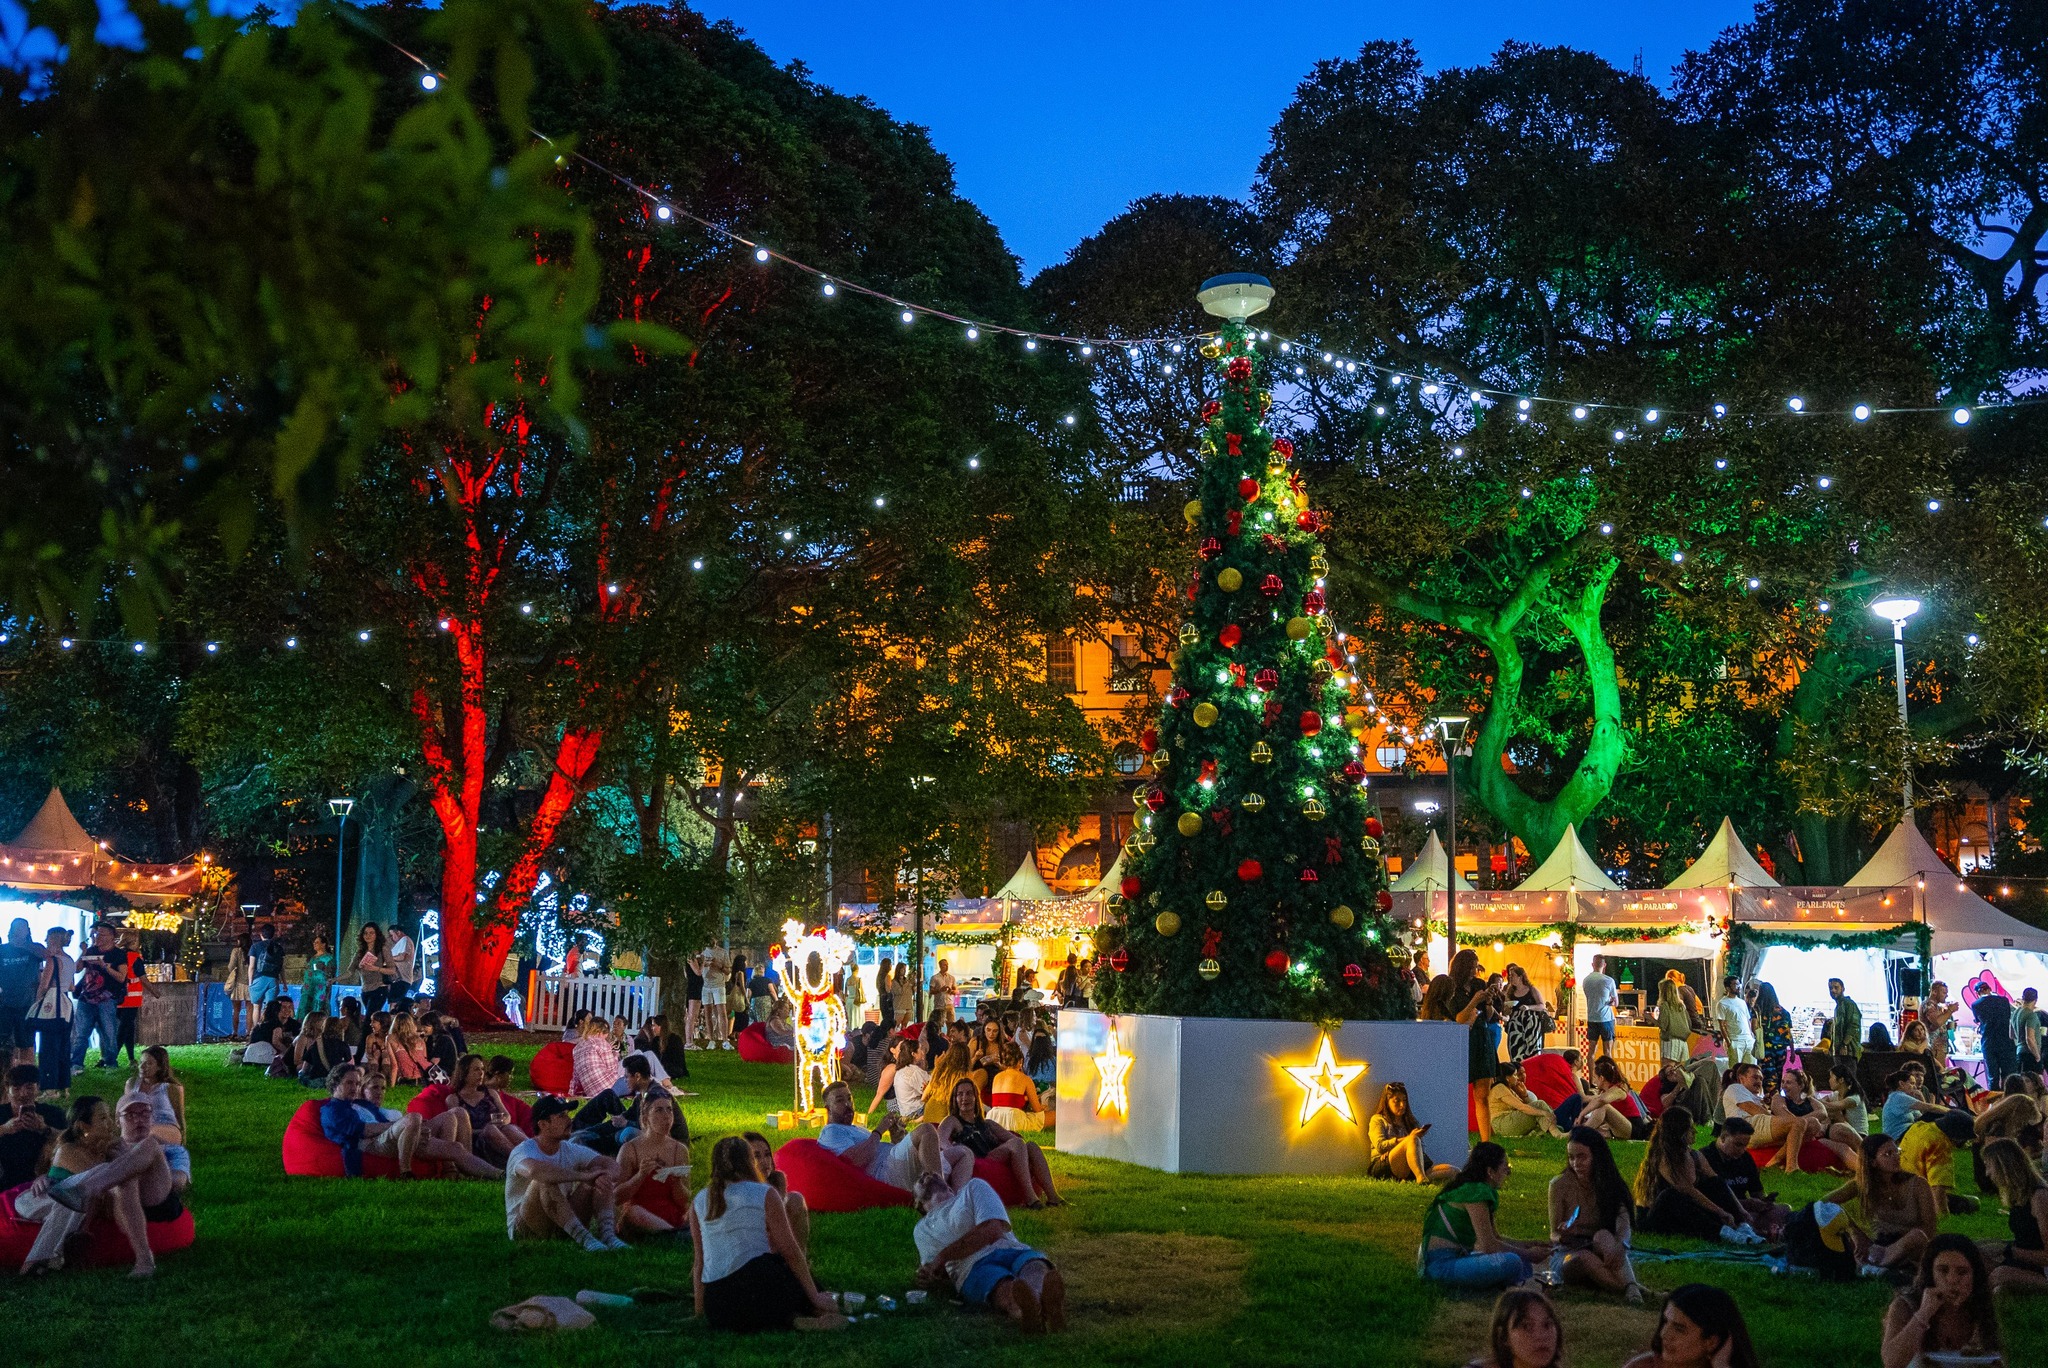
[[1729, 921, 1931, 959]]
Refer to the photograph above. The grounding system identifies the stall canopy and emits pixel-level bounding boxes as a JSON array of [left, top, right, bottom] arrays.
[[0, 787, 203, 904], [1514, 824, 1623, 892], [988, 855, 1058, 904], [1666, 818, 1780, 889], [1083, 849, 1126, 902], [1391, 831, 1475, 893], [1845, 821, 2048, 956]]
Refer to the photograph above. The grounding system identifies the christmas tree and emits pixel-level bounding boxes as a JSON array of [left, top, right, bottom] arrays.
[[1095, 275, 1410, 1022]]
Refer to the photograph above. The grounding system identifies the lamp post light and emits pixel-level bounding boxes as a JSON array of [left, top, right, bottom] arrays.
[[1868, 598, 1921, 820], [1435, 715, 1471, 952], [328, 798, 355, 968]]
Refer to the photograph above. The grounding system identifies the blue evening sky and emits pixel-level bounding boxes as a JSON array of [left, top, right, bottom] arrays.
[[699, 2, 1759, 274]]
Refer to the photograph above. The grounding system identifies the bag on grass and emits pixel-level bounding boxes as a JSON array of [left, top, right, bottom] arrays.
[[490, 1296, 596, 1332], [1782, 1201, 1858, 1281]]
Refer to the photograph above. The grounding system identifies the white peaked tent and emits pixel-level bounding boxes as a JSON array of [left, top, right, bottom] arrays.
[[989, 854, 1058, 904], [1667, 818, 1781, 889], [1514, 823, 1623, 892], [1084, 848, 1127, 901], [1846, 821, 2048, 956], [1391, 831, 1475, 893]]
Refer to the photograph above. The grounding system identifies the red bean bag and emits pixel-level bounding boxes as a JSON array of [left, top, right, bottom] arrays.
[[281, 1098, 438, 1178], [529, 1040, 576, 1095], [1750, 1139, 1849, 1174], [736, 1022, 794, 1065], [0, 1180, 196, 1271], [1521, 1053, 1579, 1109], [405, 1082, 453, 1118], [776, 1137, 911, 1213], [972, 1155, 1031, 1207], [500, 1090, 535, 1132]]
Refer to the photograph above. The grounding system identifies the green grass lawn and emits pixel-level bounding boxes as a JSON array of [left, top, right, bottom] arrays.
[[3, 1045, 2044, 1367]]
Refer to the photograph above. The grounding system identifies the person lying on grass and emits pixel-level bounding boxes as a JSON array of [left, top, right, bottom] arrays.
[[1467, 1287, 1565, 1368], [1368, 1081, 1454, 1183], [1631, 1107, 1763, 1245], [357, 1072, 501, 1178], [1546, 1126, 1643, 1302], [691, 1135, 845, 1333], [1694, 1117, 1789, 1241], [24, 1094, 181, 1277], [743, 1131, 810, 1251], [1622, 1283, 1759, 1368], [1880, 1233, 2002, 1368], [1818, 1131, 1937, 1276], [936, 1078, 1062, 1208], [816, 1079, 967, 1195], [503, 1095, 627, 1251], [1419, 1141, 1551, 1291], [614, 1092, 692, 1238], [912, 1170, 1067, 1334]]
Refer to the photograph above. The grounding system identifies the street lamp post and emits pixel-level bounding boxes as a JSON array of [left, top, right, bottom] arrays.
[[328, 798, 355, 975], [1869, 598, 1921, 821], [1435, 715, 1471, 954]]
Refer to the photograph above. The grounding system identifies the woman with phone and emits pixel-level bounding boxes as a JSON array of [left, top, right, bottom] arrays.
[[1368, 1082, 1454, 1183]]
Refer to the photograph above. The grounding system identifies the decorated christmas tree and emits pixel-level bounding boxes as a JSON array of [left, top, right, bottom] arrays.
[[1095, 275, 1410, 1022]]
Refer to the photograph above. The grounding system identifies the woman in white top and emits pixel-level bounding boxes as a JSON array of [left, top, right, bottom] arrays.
[[690, 1136, 843, 1333], [865, 1037, 928, 1122]]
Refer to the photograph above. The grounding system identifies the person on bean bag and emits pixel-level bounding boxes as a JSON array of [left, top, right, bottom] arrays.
[[815, 1080, 967, 1196], [21, 1095, 184, 1277], [935, 1077, 1061, 1208], [735, 1022, 793, 1065], [484, 1057, 537, 1132], [362, 1074, 499, 1178], [320, 1063, 428, 1176]]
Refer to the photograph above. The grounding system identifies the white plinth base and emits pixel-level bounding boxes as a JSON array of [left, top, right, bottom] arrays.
[[1054, 1010, 1472, 1175]]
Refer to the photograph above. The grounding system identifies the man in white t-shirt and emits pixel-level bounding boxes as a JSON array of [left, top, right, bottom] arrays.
[[1580, 955, 1617, 1059], [384, 924, 416, 1005], [913, 1172, 1066, 1332], [1720, 1060, 1823, 1169], [1713, 977, 1755, 1065], [928, 960, 957, 1027], [504, 1096, 626, 1250], [815, 1080, 964, 1192]]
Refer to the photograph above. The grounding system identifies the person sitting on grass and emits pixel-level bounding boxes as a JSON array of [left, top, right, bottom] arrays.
[[1899, 1108, 1981, 1216], [1546, 1126, 1643, 1301], [0, 1062, 65, 1188], [1777, 1068, 1858, 1168], [292, 1011, 346, 1086], [1721, 1061, 1823, 1173], [503, 1095, 626, 1250], [937, 1077, 1062, 1208], [1369, 1081, 1455, 1183], [1632, 1107, 1762, 1245], [816, 1079, 965, 1194], [1490, 1063, 1566, 1139], [1695, 1117, 1789, 1240], [421, 1012, 462, 1079], [320, 1061, 427, 1176], [336, 996, 367, 1055], [1979, 1136, 2048, 1294], [570, 1014, 624, 1098], [1820, 1062, 1871, 1138], [1466, 1287, 1565, 1368], [573, 1053, 684, 1157], [361, 1072, 501, 1178], [614, 1092, 692, 1237], [244, 998, 291, 1067], [1419, 1141, 1550, 1290], [922, 1042, 977, 1125], [690, 1135, 843, 1331], [635, 1014, 689, 1082], [1820, 1131, 1938, 1276], [1621, 1283, 1759, 1368], [987, 1041, 1050, 1132], [864, 1036, 925, 1125], [1968, 1091, 2043, 1193], [1880, 1062, 1950, 1139], [26, 1095, 181, 1277], [385, 1013, 430, 1084], [743, 1131, 810, 1251], [1579, 1056, 1651, 1141], [446, 1053, 526, 1164], [483, 1056, 536, 1133], [912, 1169, 1067, 1334], [1880, 1233, 2002, 1368]]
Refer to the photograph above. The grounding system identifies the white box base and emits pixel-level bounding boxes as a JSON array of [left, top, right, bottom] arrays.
[[1054, 1010, 1472, 1175]]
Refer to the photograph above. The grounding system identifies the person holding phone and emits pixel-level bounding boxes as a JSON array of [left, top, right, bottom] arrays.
[[1368, 1082, 1454, 1183]]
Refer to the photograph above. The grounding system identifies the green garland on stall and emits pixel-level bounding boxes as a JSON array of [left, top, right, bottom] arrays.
[[1729, 921, 1931, 960], [849, 929, 1009, 949], [1427, 920, 1698, 947]]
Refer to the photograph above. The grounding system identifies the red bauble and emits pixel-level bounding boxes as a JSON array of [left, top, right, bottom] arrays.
[[1341, 760, 1367, 785], [1108, 949, 1129, 973], [1296, 509, 1317, 530], [1299, 710, 1323, 736], [1376, 890, 1394, 911], [1226, 509, 1243, 537], [1254, 667, 1279, 691], [1264, 948, 1290, 975], [1142, 787, 1167, 812], [1141, 728, 1159, 752], [1219, 624, 1242, 649], [1272, 438, 1294, 460], [1198, 536, 1222, 561], [1364, 816, 1385, 838], [1120, 875, 1142, 899], [1299, 868, 1320, 883], [1342, 963, 1365, 987], [1200, 400, 1221, 421], [1238, 476, 1260, 500], [1260, 573, 1284, 598], [1237, 858, 1263, 882], [1228, 357, 1253, 380], [1303, 588, 1326, 615]]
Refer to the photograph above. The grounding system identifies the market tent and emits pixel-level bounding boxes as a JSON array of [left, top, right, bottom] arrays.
[[1666, 818, 1781, 889], [1846, 821, 2048, 956], [0, 786, 203, 903], [1514, 824, 1622, 892], [988, 855, 1058, 904], [1391, 831, 1475, 893], [11, 787, 97, 854], [1082, 848, 1126, 901]]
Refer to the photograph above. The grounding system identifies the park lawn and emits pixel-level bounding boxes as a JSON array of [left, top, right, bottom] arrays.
[[1, 1047, 2043, 1368]]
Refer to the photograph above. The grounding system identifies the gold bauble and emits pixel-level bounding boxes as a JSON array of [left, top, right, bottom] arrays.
[[1285, 616, 1313, 640], [1179, 623, 1200, 647], [1267, 457, 1287, 476], [1155, 911, 1182, 937], [1205, 889, 1228, 911], [1329, 905, 1355, 930], [1241, 792, 1266, 814], [1250, 741, 1274, 764], [1359, 836, 1382, 859], [1217, 567, 1243, 593], [1257, 390, 1272, 409], [1311, 659, 1334, 681], [1150, 749, 1172, 769], [1302, 798, 1327, 821], [1183, 499, 1203, 528], [1200, 342, 1223, 360], [1192, 702, 1220, 728], [1126, 828, 1156, 855], [1176, 811, 1204, 838], [1309, 553, 1330, 577], [1198, 957, 1221, 981]]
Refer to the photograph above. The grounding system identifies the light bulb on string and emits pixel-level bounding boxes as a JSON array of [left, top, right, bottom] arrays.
[[821, 280, 836, 296], [1953, 407, 1973, 425], [1423, 383, 1439, 395], [1787, 397, 1805, 412], [1599, 523, 1613, 535], [1517, 398, 1531, 412], [1612, 430, 1626, 442], [1573, 406, 1588, 420], [655, 205, 672, 221], [691, 559, 705, 570], [132, 642, 145, 654], [1818, 600, 1831, 612], [1715, 458, 1727, 469], [1853, 404, 1870, 421], [754, 247, 770, 263], [1927, 499, 1941, 512], [357, 630, 371, 642], [900, 310, 915, 325], [60, 638, 73, 649], [1645, 409, 1659, 423], [1713, 404, 1728, 417], [1024, 338, 1037, 351], [1079, 345, 1093, 357], [966, 326, 978, 340], [420, 72, 439, 91], [1063, 414, 1077, 426], [284, 637, 296, 649], [1747, 578, 1760, 589], [1817, 476, 1833, 488]]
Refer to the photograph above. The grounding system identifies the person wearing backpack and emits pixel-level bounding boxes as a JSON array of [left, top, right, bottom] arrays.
[[70, 923, 129, 1071]]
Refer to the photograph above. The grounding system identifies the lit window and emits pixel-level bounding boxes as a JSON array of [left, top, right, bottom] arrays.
[[1046, 637, 1077, 692]]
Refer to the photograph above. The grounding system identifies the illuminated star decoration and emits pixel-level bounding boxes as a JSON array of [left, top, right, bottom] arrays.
[[1283, 1034, 1367, 1127], [1093, 1026, 1134, 1118]]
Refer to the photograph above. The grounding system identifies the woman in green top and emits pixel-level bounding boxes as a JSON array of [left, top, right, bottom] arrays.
[[301, 931, 337, 1019], [1657, 974, 1692, 1063], [1420, 1141, 1549, 1290]]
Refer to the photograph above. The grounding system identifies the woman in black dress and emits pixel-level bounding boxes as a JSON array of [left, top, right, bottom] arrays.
[[1445, 950, 1503, 1142]]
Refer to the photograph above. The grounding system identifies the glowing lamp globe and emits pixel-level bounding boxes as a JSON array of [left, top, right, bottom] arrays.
[[1869, 596, 1921, 625], [1197, 272, 1276, 320]]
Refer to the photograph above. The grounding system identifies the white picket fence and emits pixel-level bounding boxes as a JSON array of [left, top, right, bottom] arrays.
[[529, 974, 663, 1032]]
